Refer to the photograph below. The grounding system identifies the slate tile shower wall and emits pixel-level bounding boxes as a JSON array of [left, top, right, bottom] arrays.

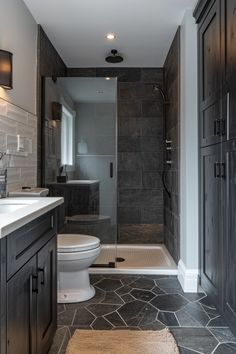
[[0, 98, 37, 192], [163, 28, 181, 263], [67, 68, 164, 244]]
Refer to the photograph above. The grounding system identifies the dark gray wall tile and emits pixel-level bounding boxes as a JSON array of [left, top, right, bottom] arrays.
[[119, 224, 163, 243], [141, 207, 163, 224], [118, 137, 141, 152], [141, 68, 164, 83], [67, 68, 97, 77], [141, 137, 163, 152], [118, 100, 142, 117], [119, 118, 142, 137], [142, 172, 162, 189], [142, 117, 163, 137], [118, 207, 141, 224], [119, 189, 163, 207], [118, 171, 142, 189], [142, 100, 164, 117]]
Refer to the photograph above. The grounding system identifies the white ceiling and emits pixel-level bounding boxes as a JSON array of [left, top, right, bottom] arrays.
[[23, 0, 197, 67], [58, 77, 117, 103]]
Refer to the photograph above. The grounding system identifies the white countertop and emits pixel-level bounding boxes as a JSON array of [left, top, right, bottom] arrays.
[[0, 197, 64, 238]]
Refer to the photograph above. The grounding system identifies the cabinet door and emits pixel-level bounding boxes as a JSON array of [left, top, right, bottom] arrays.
[[37, 237, 57, 354], [201, 145, 222, 304], [225, 0, 236, 140], [7, 256, 37, 354], [223, 142, 236, 332], [199, 0, 222, 146]]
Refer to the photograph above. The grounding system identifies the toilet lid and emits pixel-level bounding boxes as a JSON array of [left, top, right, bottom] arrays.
[[58, 234, 100, 252]]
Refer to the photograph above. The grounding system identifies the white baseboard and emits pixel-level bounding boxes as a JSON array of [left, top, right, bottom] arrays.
[[178, 260, 199, 292]]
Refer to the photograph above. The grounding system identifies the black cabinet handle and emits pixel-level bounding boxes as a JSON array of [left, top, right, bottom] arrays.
[[214, 162, 221, 178], [221, 162, 226, 179], [221, 120, 226, 137], [110, 162, 113, 178], [214, 120, 221, 136], [30, 274, 38, 294], [38, 267, 47, 286]]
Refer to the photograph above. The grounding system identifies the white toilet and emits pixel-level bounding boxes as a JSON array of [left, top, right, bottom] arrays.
[[57, 234, 101, 303]]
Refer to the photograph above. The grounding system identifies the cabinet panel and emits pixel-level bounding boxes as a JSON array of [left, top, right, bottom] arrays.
[[223, 142, 236, 330], [7, 256, 37, 354], [224, 0, 236, 140], [199, 0, 222, 146], [7, 211, 56, 280], [200, 0, 221, 104], [226, 0, 236, 88], [37, 237, 57, 354], [201, 146, 221, 302]]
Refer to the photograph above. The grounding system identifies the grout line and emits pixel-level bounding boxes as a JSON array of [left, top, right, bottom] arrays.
[[57, 327, 69, 354]]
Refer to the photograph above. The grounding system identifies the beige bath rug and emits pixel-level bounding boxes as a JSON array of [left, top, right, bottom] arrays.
[[66, 329, 180, 354]]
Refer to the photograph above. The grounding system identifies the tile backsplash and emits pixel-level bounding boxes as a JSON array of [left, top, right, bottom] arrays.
[[0, 98, 37, 193]]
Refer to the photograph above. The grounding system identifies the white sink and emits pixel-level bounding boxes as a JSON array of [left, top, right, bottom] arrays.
[[0, 204, 27, 214], [0, 199, 37, 214]]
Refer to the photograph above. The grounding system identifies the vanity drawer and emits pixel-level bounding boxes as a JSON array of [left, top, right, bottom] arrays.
[[6, 210, 56, 280]]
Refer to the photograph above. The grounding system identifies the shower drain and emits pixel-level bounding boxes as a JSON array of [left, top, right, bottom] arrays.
[[116, 257, 125, 262]]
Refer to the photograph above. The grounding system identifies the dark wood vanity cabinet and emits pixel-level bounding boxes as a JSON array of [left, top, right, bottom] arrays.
[[1, 210, 58, 354], [195, 0, 236, 335], [48, 182, 99, 216]]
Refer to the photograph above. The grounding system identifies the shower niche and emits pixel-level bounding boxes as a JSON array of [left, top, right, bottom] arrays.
[[43, 77, 118, 265]]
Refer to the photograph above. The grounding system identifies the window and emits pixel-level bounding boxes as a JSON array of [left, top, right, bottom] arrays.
[[61, 105, 74, 166]]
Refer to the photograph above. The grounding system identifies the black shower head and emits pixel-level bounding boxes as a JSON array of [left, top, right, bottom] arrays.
[[105, 49, 123, 63]]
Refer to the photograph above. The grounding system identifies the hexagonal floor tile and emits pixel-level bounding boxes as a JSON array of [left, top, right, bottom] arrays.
[[130, 289, 156, 302], [151, 294, 188, 312], [96, 278, 122, 291]]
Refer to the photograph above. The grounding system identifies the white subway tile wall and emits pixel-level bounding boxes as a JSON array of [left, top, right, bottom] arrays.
[[0, 98, 37, 192]]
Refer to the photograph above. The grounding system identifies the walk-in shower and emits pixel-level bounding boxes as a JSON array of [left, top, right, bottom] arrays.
[[42, 74, 177, 275]]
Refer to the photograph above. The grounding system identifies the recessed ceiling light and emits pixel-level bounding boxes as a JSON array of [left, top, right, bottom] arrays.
[[106, 33, 116, 40], [105, 77, 111, 80]]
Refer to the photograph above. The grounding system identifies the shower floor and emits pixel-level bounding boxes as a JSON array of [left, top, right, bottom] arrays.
[[90, 244, 177, 275]]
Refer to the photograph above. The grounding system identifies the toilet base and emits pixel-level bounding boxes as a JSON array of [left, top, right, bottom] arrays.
[[58, 284, 95, 303]]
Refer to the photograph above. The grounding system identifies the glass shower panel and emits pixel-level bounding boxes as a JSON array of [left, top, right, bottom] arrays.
[[43, 77, 118, 267]]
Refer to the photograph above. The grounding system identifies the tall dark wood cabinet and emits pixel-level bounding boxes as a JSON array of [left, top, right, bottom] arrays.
[[194, 0, 236, 335]]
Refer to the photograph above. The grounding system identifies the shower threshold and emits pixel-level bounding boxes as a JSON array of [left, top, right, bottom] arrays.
[[90, 244, 177, 275]]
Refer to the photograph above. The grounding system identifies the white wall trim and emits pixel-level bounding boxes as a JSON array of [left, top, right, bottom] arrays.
[[178, 260, 199, 292]]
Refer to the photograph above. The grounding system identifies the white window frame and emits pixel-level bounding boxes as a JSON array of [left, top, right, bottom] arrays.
[[60, 100, 75, 169]]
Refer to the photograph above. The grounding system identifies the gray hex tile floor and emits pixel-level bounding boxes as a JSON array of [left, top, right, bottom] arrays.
[[49, 275, 236, 354]]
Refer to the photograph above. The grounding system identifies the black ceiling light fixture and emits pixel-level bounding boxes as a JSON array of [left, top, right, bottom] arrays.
[[105, 49, 123, 63], [0, 50, 13, 90]]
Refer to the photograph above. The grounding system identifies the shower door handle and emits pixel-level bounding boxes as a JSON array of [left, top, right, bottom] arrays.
[[110, 162, 113, 178]]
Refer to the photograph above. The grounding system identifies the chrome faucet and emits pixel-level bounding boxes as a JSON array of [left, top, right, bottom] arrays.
[[0, 169, 7, 198]]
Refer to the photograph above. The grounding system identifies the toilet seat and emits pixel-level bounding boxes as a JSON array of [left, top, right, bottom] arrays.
[[58, 234, 100, 253]]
